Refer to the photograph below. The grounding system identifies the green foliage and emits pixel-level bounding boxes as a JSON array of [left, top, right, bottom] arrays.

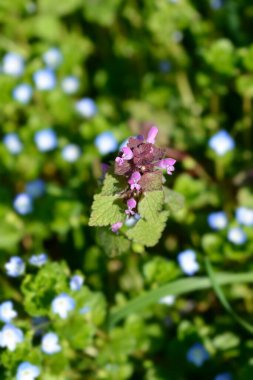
[[126, 210, 169, 247], [89, 173, 126, 227], [89, 194, 125, 227], [89, 178, 181, 247], [97, 229, 131, 257], [1, 0, 253, 378]]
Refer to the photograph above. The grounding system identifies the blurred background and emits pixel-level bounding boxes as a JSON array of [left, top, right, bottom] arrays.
[[0, 0, 253, 379]]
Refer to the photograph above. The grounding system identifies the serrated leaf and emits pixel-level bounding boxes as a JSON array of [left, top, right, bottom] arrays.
[[163, 188, 185, 213], [139, 172, 163, 192], [126, 211, 169, 247], [101, 173, 126, 196], [97, 229, 130, 256], [138, 191, 164, 221], [89, 194, 124, 227]]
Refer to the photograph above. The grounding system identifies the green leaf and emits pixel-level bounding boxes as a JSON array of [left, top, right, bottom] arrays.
[[126, 191, 169, 247], [139, 172, 163, 192], [205, 258, 253, 334], [213, 332, 240, 351], [21, 262, 69, 316], [23, 15, 64, 41], [89, 194, 124, 227], [126, 210, 169, 247], [83, 0, 121, 26], [101, 173, 126, 196], [163, 188, 185, 213], [108, 271, 253, 329], [39, 0, 83, 15], [205, 39, 235, 75], [97, 228, 131, 256], [138, 190, 164, 221]]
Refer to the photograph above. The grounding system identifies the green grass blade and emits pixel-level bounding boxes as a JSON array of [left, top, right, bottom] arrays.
[[108, 271, 253, 329], [205, 258, 253, 334]]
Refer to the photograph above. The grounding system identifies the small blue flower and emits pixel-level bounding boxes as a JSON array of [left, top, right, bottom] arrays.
[[3, 133, 23, 154], [51, 293, 75, 319], [33, 68, 56, 91], [95, 131, 118, 155], [16, 362, 40, 380], [25, 179, 45, 198], [61, 144, 81, 162], [13, 83, 33, 104], [235, 207, 253, 226], [210, 0, 224, 10], [26, 2, 37, 13], [70, 275, 84, 291], [5, 256, 25, 277], [75, 98, 97, 118], [0, 324, 24, 351], [214, 373, 232, 380], [41, 332, 61, 354], [13, 193, 33, 215], [208, 130, 235, 156], [177, 249, 199, 276], [42, 48, 63, 69], [29, 253, 48, 267], [125, 217, 138, 227], [2, 52, 24, 77], [0, 301, 17, 323], [227, 227, 247, 245], [79, 305, 91, 315], [172, 30, 183, 43], [159, 295, 175, 305], [34, 128, 58, 152], [208, 211, 228, 230], [61, 76, 79, 94], [159, 60, 171, 73], [187, 343, 209, 367]]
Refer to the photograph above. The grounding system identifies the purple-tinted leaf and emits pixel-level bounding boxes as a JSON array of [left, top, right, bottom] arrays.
[[114, 160, 132, 176], [139, 171, 163, 191]]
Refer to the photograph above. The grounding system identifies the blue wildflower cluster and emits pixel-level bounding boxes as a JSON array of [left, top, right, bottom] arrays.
[[0, 255, 105, 378], [206, 206, 253, 247]]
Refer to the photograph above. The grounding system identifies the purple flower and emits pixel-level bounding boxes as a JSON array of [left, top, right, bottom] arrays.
[[125, 198, 137, 216], [101, 163, 109, 177], [111, 125, 176, 220], [128, 171, 141, 191], [115, 147, 133, 166], [122, 147, 133, 159], [111, 222, 123, 233], [146, 126, 158, 144], [158, 158, 176, 175]]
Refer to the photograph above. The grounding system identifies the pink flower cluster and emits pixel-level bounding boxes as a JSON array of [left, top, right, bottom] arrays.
[[111, 125, 176, 233]]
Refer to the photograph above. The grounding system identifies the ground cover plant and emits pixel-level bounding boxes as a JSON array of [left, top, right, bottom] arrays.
[[0, 0, 253, 379]]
